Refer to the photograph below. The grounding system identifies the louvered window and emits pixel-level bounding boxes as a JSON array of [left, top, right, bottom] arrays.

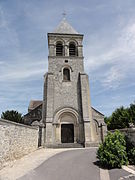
[[56, 42, 63, 56], [69, 43, 77, 56]]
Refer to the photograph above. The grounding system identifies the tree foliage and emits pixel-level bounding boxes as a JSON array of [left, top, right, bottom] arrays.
[[1, 110, 24, 124], [97, 130, 128, 168], [125, 136, 135, 165], [128, 103, 135, 124], [105, 103, 135, 130]]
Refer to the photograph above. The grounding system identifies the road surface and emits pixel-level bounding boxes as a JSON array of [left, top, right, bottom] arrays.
[[19, 148, 131, 180]]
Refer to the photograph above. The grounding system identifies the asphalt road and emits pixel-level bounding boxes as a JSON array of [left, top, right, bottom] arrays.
[[19, 148, 100, 180], [19, 148, 131, 180]]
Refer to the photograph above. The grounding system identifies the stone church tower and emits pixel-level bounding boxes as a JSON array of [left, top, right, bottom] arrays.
[[41, 18, 106, 148], [24, 18, 107, 148]]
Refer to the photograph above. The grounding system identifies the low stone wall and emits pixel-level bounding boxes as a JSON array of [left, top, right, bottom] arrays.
[[0, 118, 39, 170], [110, 128, 135, 146], [119, 128, 135, 146]]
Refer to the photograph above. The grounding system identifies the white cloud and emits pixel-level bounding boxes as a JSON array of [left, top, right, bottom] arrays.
[[84, 22, 135, 89], [0, 5, 47, 83], [0, 55, 47, 82], [118, 22, 135, 53], [0, 61, 4, 65], [101, 66, 125, 89], [0, 6, 7, 29]]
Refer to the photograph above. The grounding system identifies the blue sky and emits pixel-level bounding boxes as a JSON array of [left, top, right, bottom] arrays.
[[0, 0, 135, 116]]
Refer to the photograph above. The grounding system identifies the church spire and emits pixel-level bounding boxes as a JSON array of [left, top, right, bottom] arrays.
[[53, 15, 78, 34]]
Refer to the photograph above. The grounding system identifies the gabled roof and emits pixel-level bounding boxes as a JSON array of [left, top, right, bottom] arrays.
[[53, 18, 78, 34], [28, 100, 42, 112], [91, 107, 104, 117]]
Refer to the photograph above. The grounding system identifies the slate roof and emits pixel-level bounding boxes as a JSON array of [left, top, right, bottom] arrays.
[[53, 18, 78, 34], [28, 100, 42, 111]]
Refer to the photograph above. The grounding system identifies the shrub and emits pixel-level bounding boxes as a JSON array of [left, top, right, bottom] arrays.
[[97, 130, 128, 168], [125, 136, 135, 165], [128, 148, 135, 165]]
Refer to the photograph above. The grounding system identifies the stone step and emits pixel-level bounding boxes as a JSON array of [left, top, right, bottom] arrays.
[[85, 142, 99, 147], [45, 143, 84, 148], [58, 143, 84, 148], [45, 142, 99, 148]]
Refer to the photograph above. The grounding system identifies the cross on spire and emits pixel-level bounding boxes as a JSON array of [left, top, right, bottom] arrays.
[[62, 11, 66, 19]]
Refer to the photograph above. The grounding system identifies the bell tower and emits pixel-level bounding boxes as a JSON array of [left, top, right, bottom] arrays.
[[42, 18, 97, 147]]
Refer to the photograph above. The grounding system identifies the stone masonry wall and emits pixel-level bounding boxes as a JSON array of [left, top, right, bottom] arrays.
[[0, 118, 39, 170], [119, 128, 135, 146], [48, 57, 84, 116], [111, 128, 135, 146]]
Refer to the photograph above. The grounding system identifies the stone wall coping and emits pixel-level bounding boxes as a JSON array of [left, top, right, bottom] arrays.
[[0, 118, 38, 130], [110, 128, 135, 133]]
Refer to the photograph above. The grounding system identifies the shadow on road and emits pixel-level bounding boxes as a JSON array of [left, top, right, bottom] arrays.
[[93, 161, 132, 180], [93, 160, 122, 170]]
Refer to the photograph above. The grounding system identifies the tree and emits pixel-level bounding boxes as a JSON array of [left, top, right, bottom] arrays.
[[1, 110, 24, 124], [128, 103, 135, 125], [105, 106, 130, 130], [97, 130, 128, 168], [105, 103, 135, 130], [104, 116, 112, 129]]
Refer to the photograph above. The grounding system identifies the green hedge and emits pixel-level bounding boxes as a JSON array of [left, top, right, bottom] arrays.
[[97, 130, 128, 168]]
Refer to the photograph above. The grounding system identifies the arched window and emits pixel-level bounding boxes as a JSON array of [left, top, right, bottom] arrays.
[[56, 42, 63, 56], [63, 68, 70, 81], [69, 42, 77, 56]]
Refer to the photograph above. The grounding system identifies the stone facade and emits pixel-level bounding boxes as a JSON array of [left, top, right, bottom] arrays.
[[92, 107, 107, 142], [0, 118, 38, 169], [24, 18, 107, 148]]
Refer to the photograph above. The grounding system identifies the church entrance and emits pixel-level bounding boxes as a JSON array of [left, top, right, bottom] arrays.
[[61, 124, 74, 143]]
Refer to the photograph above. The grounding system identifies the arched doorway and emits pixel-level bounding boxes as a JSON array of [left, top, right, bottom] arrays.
[[53, 108, 80, 144], [60, 112, 77, 143], [61, 124, 74, 143]]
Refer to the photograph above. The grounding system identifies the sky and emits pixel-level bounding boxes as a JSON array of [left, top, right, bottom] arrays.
[[0, 0, 135, 117]]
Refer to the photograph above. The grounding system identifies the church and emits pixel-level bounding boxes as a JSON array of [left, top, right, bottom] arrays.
[[24, 17, 107, 148]]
